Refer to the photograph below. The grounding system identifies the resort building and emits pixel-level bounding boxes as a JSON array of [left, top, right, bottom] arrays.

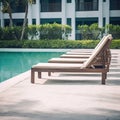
[[0, 0, 120, 39]]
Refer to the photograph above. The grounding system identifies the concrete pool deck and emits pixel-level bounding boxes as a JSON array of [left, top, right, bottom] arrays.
[[0, 49, 120, 120]]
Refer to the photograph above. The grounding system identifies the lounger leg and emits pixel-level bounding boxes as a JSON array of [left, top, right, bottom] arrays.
[[48, 72, 51, 76], [38, 72, 41, 78], [102, 72, 107, 85], [31, 69, 35, 83]]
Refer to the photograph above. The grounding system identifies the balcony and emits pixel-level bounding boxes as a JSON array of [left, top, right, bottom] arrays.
[[76, 1, 98, 11], [41, 3, 61, 12]]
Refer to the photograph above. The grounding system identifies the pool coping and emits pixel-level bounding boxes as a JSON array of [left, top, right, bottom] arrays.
[[0, 48, 70, 52], [0, 70, 30, 93]]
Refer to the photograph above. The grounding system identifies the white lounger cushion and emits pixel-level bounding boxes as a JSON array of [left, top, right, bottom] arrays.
[[49, 58, 87, 63], [32, 63, 83, 69]]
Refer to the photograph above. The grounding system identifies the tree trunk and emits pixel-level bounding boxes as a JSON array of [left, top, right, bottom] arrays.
[[20, 4, 28, 41], [7, 3, 18, 40], [8, 5, 13, 27]]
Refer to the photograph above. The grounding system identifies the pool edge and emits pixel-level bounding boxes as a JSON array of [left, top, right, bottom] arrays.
[[0, 70, 30, 93]]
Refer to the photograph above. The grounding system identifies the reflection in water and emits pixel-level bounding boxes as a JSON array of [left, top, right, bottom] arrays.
[[0, 52, 64, 82]]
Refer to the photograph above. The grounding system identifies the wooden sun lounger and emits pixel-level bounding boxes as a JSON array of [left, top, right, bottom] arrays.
[[48, 35, 107, 63], [64, 35, 106, 56], [31, 34, 112, 84], [61, 36, 105, 58]]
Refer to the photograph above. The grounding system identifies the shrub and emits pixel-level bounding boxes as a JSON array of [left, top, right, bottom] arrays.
[[0, 27, 4, 40], [78, 23, 103, 40], [106, 24, 120, 39], [0, 26, 27, 40], [78, 24, 120, 40], [0, 40, 23, 48], [0, 39, 120, 49], [110, 40, 120, 49], [28, 23, 72, 40]]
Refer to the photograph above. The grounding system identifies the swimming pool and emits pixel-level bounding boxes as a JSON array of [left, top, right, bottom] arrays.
[[0, 49, 66, 83]]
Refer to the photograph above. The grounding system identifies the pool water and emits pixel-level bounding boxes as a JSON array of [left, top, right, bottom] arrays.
[[0, 52, 64, 82]]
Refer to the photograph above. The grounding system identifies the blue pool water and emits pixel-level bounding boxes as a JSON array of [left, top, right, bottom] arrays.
[[0, 51, 64, 82]]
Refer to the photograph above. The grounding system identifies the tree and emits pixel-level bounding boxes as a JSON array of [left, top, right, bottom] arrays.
[[0, 0, 14, 27], [0, 0, 18, 27], [0, 0, 34, 40], [20, 0, 34, 40], [0, 0, 20, 39]]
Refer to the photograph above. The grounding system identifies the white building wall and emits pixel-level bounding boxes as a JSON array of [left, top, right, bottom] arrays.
[[76, 11, 99, 18], [110, 10, 120, 17]]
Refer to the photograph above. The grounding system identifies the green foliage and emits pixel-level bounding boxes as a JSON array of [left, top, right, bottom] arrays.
[[39, 23, 63, 40], [27, 23, 72, 40], [0, 26, 28, 40], [2, 27, 17, 40], [28, 25, 39, 40], [110, 40, 120, 49], [78, 24, 90, 39], [78, 23, 103, 40], [0, 40, 23, 48], [0, 27, 4, 40], [0, 39, 120, 49], [78, 23, 120, 40], [106, 24, 120, 39]]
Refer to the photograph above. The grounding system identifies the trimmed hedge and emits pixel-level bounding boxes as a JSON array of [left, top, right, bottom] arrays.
[[0, 39, 120, 49]]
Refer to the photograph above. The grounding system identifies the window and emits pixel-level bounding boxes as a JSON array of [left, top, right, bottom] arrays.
[[32, 0, 36, 4], [40, 18, 61, 24], [103, 0, 106, 2], [11, 1, 25, 13], [41, 0, 61, 12], [67, 18, 71, 26], [32, 19, 36, 25], [4, 19, 10, 27], [110, 17, 120, 25], [110, 0, 120, 10], [4, 19, 24, 26], [76, 0, 98, 11], [13, 19, 24, 26], [67, 0, 72, 3], [76, 17, 98, 28], [103, 18, 106, 26]]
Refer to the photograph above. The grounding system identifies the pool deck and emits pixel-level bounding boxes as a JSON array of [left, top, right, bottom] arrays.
[[0, 49, 120, 120]]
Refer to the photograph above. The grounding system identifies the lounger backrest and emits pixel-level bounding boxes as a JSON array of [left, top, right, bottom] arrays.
[[81, 34, 112, 69], [94, 35, 106, 51]]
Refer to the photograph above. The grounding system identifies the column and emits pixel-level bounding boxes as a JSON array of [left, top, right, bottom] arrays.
[[28, 2, 32, 25], [105, 0, 110, 25], [105, 0, 110, 33], [62, 0, 66, 25], [71, 0, 75, 40], [36, 0, 40, 25], [98, 0, 103, 27], [0, 2, 4, 27]]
